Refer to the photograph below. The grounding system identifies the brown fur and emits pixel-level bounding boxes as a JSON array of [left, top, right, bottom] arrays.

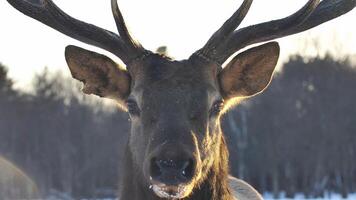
[[64, 43, 280, 200]]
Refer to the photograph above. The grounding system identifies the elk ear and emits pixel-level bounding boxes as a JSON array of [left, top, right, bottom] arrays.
[[65, 45, 131, 106], [218, 42, 279, 99]]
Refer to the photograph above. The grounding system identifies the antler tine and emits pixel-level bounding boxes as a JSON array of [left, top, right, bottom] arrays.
[[7, 0, 144, 64], [199, 0, 253, 56], [210, 0, 320, 64], [213, 0, 356, 64], [111, 0, 142, 50], [286, 0, 356, 38]]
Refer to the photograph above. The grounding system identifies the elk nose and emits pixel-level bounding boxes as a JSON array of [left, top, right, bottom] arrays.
[[150, 157, 195, 186]]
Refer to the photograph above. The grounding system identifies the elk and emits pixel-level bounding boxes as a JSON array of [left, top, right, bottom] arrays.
[[0, 157, 39, 199], [7, 0, 355, 199]]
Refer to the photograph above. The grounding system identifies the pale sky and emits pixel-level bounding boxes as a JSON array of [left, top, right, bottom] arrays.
[[0, 0, 355, 89]]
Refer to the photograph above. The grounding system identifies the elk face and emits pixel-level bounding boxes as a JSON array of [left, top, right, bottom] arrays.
[[64, 42, 279, 199], [127, 55, 223, 199]]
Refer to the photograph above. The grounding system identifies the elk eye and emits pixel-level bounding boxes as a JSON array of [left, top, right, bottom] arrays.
[[126, 99, 140, 117], [210, 99, 224, 117]]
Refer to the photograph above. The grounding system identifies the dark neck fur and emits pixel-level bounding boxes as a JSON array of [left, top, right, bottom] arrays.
[[118, 136, 233, 200]]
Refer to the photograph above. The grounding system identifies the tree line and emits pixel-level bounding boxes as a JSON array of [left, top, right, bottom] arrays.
[[0, 54, 355, 198]]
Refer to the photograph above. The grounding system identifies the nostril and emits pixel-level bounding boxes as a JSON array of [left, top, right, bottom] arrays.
[[150, 158, 162, 179], [149, 157, 195, 183], [181, 159, 194, 179]]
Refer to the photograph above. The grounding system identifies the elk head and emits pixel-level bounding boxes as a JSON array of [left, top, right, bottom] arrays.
[[7, 0, 355, 199]]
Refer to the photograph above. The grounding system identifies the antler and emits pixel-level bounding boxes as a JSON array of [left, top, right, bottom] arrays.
[[201, 0, 253, 53], [7, 0, 146, 64], [197, 0, 356, 64], [111, 0, 142, 51]]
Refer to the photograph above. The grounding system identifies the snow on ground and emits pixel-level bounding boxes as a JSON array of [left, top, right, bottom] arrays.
[[263, 192, 356, 200], [43, 193, 356, 200], [41, 190, 356, 200]]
